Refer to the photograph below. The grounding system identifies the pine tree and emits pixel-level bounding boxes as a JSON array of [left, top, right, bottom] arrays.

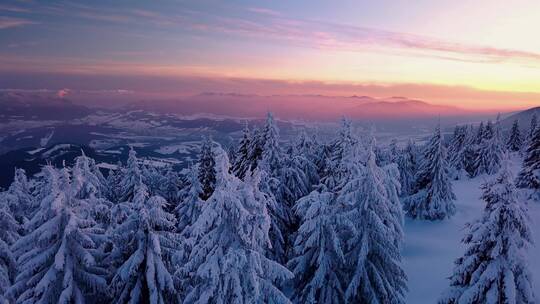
[[159, 167, 181, 209], [181, 149, 292, 304], [529, 113, 537, 140], [321, 118, 356, 189], [404, 125, 456, 220], [231, 122, 251, 180], [398, 140, 418, 196], [288, 188, 345, 304], [339, 144, 407, 303], [109, 185, 180, 304], [483, 120, 494, 140], [523, 113, 538, 154], [440, 158, 534, 304], [1, 168, 34, 227], [463, 125, 479, 177], [0, 192, 18, 303], [475, 116, 505, 176], [175, 165, 204, 237], [506, 120, 522, 152], [516, 125, 540, 195], [118, 148, 144, 203], [197, 137, 216, 200], [447, 126, 468, 179], [246, 126, 264, 172], [475, 122, 485, 145], [8, 166, 108, 303], [71, 153, 112, 228], [260, 112, 283, 176]]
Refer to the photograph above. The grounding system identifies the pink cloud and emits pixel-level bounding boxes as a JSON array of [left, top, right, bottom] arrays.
[[56, 88, 71, 98], [0, 16, 35, 29]]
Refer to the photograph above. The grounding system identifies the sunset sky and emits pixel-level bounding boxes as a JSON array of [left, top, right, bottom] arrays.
[[1, 0, 539, 111]]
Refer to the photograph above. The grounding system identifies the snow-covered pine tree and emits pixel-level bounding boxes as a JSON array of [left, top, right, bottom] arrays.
[[175, 165, 203, 237], [397, 140, 418, 196], [109, 184, 180, 304], [159, 167, 181, 210], [339, 143, 407, 304], [516, 124, 540, 196], [71, 152, 107, 200], [260, 112, 283, 176], [447, 126, 468, 179], [247, 126, 262, 170], [507, 119, 523, 152], [475, 122, 485, 145], [104, 164, 123, 204], [440, 157, 535, 304], [389, 139, 399, 163], [1, 168, 34, 227], [276, 151, 314, 254], [142, 163, 165, 196], [320, 117, 356, 190], [0, 191, 18, 303], [118, 148, 144, 203], [474, 116, 505, 176], [288, 188, 346, 304], [295, 130, 314, 159], [197, 137, 216, 200], [71, 153, 112, 228], [231, 122, 251, 180], [181, 148, 292, 304], [404, 125, 456, 220], [529, 113, 538, 140], [523, 113, 538, 154], [463, 125, 479, 177], [8, 166, 108, 303], [483, 120, 494, 140]]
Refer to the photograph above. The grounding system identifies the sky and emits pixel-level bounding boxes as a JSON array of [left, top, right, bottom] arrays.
[[1, 0, 539, 111]]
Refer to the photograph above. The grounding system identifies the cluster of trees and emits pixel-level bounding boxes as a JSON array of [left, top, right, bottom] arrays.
[[0, 112, 538, 303]]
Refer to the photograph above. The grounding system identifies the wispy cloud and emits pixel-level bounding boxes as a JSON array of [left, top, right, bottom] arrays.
[[0, 16, 36, 29], [247, 7, 282, 17], [0, 4, 30, 13]]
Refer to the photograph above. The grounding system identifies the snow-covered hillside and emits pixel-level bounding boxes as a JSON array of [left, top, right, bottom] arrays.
[[404, 155, 540, 303]]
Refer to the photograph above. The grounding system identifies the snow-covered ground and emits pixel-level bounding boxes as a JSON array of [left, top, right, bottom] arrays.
[[403, 155, 540, 303]]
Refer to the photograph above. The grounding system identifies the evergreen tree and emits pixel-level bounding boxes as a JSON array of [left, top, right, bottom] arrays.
[[8, 166, 108, 303], [181, 149, 292, 304], [397, 140, 418, 196], [339, 144, 407, 303], [288, 188, 345, 304], [1, 168, 34, 227], [523, 113, 538, 154], [388, 139, 399, 163], [197, 137, 216, 201], [0, 192, 18, 303], [118, 148, 144, 203], [109, 185, 180, 304], [247, 127, 264, 172], [260, 112, 283, 176], [529, 113, 538, 140], [475, 116, 505, 176], [483, 120, 494, 140], [506, 120, 523, 152], [463, 125, 479, 177], [71, 154, 112, 229], [516, 125, 540, 196], [160, 167, 181, 209], [231, 122, 251, 180], [440, 158, 534, 304], [475, 122, 485, 145], [175, 165, 204, 237], [404, 126, 456, 220], [447, 126, 468, 179]]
